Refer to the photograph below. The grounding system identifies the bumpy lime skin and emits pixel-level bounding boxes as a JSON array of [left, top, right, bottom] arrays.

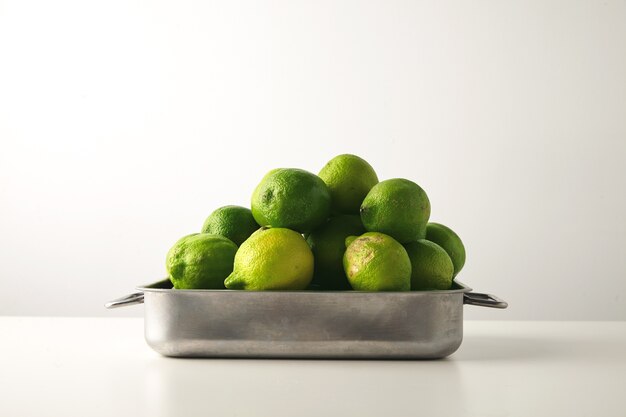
[[360, 178, 431, 243], [318, 154, 379, 214], [404, 240, 454, 291], [201, 205, 260, 246], [306, 215, 365, 290], [343, 232, 412, 291], [251, 168, 332, 233], [225, 227, 314, 291], [166, 233, 238, 289], [425, 222, 466, 278]]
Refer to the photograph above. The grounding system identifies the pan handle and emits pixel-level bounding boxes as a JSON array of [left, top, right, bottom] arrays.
[[105, 292, 144, 309], [464, 292, 508, 309]]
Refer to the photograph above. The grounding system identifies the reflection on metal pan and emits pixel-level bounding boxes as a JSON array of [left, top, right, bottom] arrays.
[[106, 279, 507, 359]]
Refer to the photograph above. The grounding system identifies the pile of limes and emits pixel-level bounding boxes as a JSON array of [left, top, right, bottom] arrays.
[[166, 154, 466, 291]]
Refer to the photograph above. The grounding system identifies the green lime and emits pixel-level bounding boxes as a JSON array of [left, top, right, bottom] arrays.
[[251, 168, 331, 233], [404, 240, 453, 290], [343, 232, 411, 291], [201, 205, 259, 246], [360, 178, 431, 243], [425, 222, 466, 277], [166, 233, 237, 289], [318, 154, 379, 214], [306, 215, 365, 290], [225, 227, 314, 290]]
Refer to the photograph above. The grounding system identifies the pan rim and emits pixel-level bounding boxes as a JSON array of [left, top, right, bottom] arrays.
[[137, 279, 473, 295]]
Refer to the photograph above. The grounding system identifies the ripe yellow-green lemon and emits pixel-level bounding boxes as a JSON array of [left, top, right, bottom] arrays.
[[251, 168, 331, 233], [201, 205, 259, 246], [343, 232, 411, 291], [360, 178, 431, 243], [425, 222, 466, 277], [225, 227, 314, 290], [306, 215, 365, 290], [318, 154, 379, 214], [404, 240, 453, 290], [166, 233, 238, 289]]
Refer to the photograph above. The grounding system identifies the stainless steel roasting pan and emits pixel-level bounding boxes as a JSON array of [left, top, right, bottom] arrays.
[[106, 279, 507, 359]]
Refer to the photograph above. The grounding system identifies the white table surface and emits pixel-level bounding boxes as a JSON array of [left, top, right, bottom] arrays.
[[1, 317, 624, 417]]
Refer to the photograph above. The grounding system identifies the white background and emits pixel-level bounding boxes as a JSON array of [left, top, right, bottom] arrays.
[[1, 0, 624, 320]]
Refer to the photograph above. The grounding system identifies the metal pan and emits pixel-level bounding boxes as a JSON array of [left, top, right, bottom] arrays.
[[106, 279, 507, 359]]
